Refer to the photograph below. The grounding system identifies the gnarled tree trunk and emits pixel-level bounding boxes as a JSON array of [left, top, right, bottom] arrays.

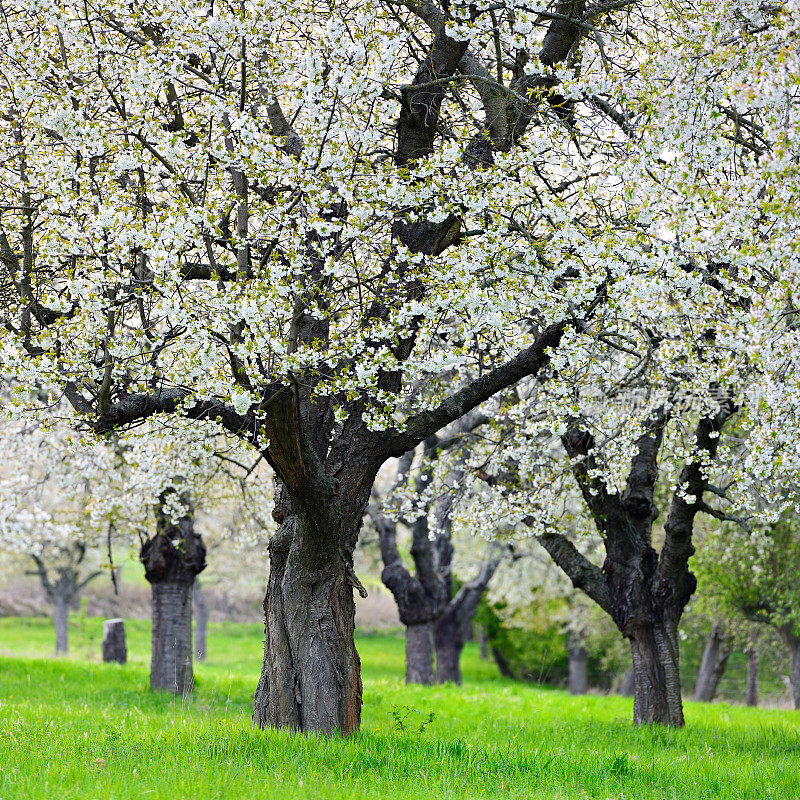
[[141, 490, 206, 695], [435, 542, 506, 684], [371, 445, 447, 685], [694, 623, 731, 702], [745, 647, 759, 707], [252, 512, 363, 735], [629, 620, 684, 726], [537, 404, 735, 727], [194, 577, 208, 662]]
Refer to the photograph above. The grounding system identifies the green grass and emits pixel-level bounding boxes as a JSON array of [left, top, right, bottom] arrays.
[[1, 616, 799, 799]]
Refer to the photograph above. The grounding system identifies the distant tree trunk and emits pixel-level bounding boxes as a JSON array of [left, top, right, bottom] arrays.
[[194, 577, 208, 662], [406, 623, 435, 684], [567, 634, 588, 695], [694, 623, 731, 702], [491, 645, 513, 678], [149, 576, 195, 693], [29, 549, 101, 657], [745, 647, 759, 707], [435, 544, 506, 684], [102, 618, 127, 663], [780, 628, 800, 710], [477, 625, 489, 660], [141, 489, 206, 695], [372, 446, 446, 686], [53, 593, 69, 655], [435, 611, 464, 684], [620, 668, 635, 696]]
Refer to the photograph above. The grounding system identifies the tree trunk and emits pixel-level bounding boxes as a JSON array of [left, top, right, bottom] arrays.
[[252, 516, 362, 735], [629, 621, 684, 726], [406, 623, 435, 684], [745, 647, 759, 707], [53, 594, 69, 655], [568, 640, 588, 695], [478, 625, 489, 660], [782, 631, 800, 710], [141, 490, 206, 695], [194, 577, 208, 662], [102, 618, 127, 664], [435, 613, 464, 684], [491, 645, 513, 678], [620, 668, 635, 696], [150, 577, 194, 693], [694, 623, 731, 702]]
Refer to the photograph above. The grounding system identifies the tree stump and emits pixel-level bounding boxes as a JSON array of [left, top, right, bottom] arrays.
[[102, 618, 127, 664]]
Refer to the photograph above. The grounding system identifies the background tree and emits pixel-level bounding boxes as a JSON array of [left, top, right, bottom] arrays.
[[696, 512, 800, 709], [369, 416, 505, 684], [0, 419, 114, 653], [118, 422, 272, 693]]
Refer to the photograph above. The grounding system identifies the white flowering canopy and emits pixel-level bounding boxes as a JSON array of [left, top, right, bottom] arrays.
[[0, 409, 272, 567], [0, 0, 798, 504]]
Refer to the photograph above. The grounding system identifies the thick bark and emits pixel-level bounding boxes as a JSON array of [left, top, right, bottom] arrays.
[[149, 578, 194, 693], [102, 618, 127, 664], [629, 621, 684, 726], [746, 647, 759, 707], [406, 623, 436, 685], [435, 612, 464, 684], [141, 491, 206, 694], [194, 577, 208, 662], [567, 639, 588, 695], [694, 623, 731, 702], [53, 594, 69, 655], [252, 515, 363, 734]]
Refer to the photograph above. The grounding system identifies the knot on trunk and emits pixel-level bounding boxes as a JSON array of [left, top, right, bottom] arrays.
[[392, 214, 462, 257], [622, 492, 657, 520], [563, 424, 593, 454], [141, 531, 206, 584], [381, 563, 439, 626]]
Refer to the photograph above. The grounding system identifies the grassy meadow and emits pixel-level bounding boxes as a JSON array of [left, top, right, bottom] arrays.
[[0, 616, 799, 799]]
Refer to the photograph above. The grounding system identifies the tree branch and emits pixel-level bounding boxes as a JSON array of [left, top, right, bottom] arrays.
[[383, 320, 567, 457], [530, 525, 613, 614], [656, 396, 738, 593]]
